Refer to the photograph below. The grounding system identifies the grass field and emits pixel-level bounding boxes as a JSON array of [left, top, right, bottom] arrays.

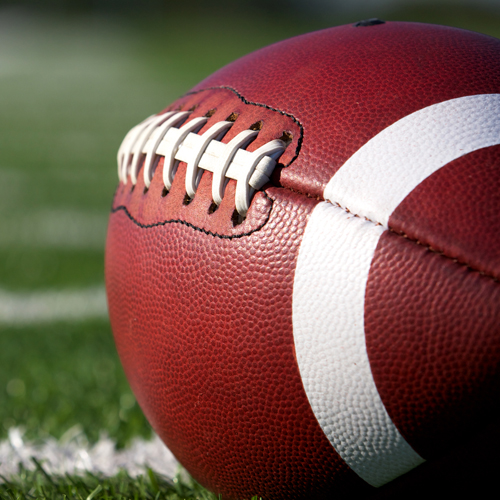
[[0, 3, 499, 498]]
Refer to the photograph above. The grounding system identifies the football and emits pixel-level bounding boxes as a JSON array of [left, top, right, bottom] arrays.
[[105, 20, 500, 499]]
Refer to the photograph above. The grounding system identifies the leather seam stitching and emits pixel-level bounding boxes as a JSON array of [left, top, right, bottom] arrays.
[[111, 191, 499, 283], [110, 192, 274, 240], [330, 200, 499, 284]]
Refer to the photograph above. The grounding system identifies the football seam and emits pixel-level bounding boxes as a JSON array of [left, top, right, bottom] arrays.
[[183, 86, 304, 168], [330, 200, 499, 284], [110, 192, 498, 285]]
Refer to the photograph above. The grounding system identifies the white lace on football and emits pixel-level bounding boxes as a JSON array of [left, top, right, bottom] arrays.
[[117, 111, 287, 216]]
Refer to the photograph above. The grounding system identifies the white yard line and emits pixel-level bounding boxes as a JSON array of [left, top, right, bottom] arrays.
[[0, 286, 108, 325], [0, 428, 179, 479]]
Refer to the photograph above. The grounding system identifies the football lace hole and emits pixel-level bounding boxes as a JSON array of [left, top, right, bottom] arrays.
[[231, 209, 246, 227], [143, 186, 149, 194], [205, 108, 216, 118], [226, 112, 239, 122], [249, 120, 263, 131], [279, 130, 293, 146], [161, 187, 169, 197], [130, 184, 135, 193], [208, 201, 219, 214], [183, 193, 193, 205]]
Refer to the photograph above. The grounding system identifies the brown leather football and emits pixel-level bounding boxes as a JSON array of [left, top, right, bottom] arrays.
[[105, 20, 500, 499]]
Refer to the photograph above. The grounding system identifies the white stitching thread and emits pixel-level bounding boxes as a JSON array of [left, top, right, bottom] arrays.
[[117, 111, 287, 216]]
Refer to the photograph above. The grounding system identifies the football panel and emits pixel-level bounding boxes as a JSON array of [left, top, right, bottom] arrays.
[[389, 144, 500, 279], [105, 184, 373, 500], [365, 229, 500, 459], [192, 22, 500, 198]]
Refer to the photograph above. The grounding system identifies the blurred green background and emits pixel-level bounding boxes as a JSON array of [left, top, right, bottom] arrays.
[[0, 0, 499, 448]]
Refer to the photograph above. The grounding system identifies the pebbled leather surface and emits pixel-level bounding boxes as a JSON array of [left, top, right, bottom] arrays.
[[389, 144, 500, 280], [322, 94, 500, 228], [365, 229, 500, 458], [106, 21, 500, 500], [193, 22, 500, 199], [106, 187, 371, 500]]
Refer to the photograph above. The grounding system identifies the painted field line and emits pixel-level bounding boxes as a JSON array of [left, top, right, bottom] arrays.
[[0, 427, 178, 479], [0, 286, 108, 325]]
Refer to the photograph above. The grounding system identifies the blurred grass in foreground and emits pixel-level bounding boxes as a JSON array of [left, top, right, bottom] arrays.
[[0, 0, 499, 452], [0, 463, 220, 500]]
